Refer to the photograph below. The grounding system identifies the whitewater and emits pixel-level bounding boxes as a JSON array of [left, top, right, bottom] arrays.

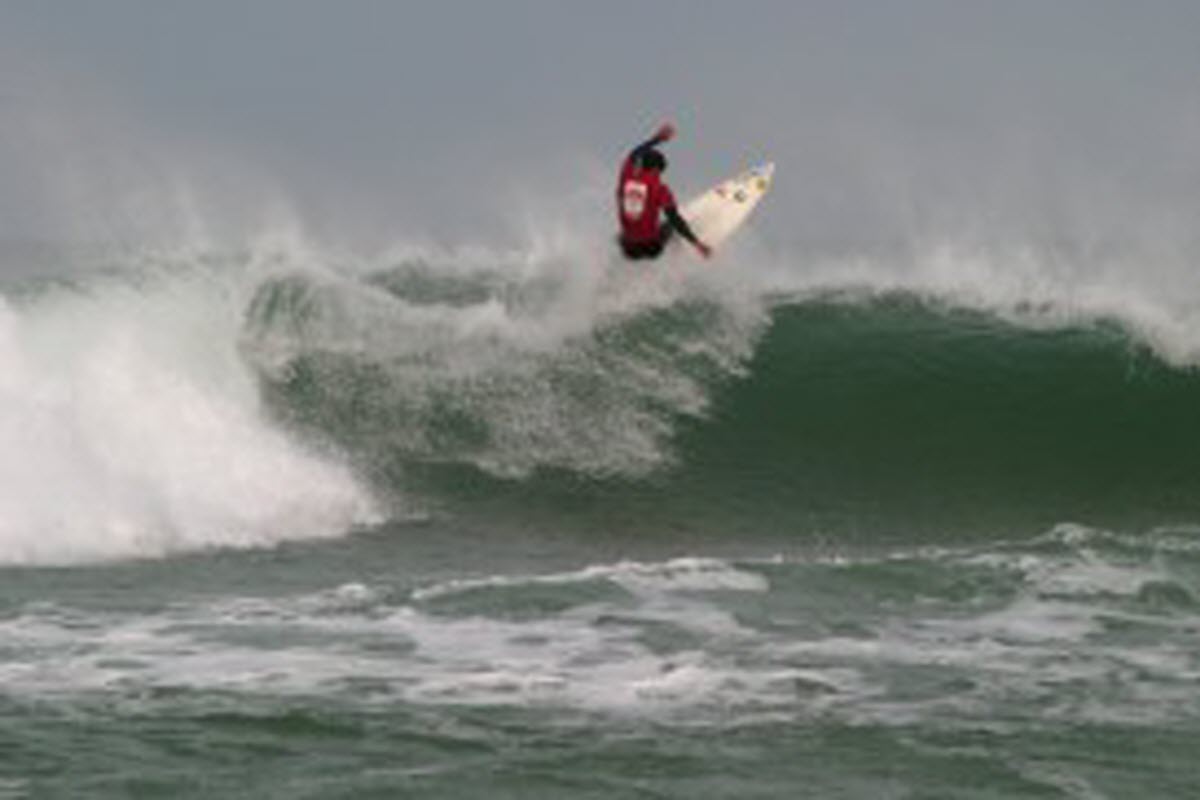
[[0, 252, 378, 565]]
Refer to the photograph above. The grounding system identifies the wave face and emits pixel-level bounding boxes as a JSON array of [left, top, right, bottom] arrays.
[[8, 239, 1200, 564], [672, 293, 1200, 541], [243, 253, 1200, 547]]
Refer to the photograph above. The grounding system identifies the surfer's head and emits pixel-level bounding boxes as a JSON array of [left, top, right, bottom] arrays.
[[640, 148, 667, 172]]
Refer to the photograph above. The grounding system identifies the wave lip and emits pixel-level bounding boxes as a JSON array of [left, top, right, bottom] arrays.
[[241, 257, 766, 482]]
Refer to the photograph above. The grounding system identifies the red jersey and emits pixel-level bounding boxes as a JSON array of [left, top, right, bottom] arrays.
[[616, 158, 676, 244]]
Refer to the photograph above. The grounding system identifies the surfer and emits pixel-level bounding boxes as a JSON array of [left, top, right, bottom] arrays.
[[617, 122, 712, 260]]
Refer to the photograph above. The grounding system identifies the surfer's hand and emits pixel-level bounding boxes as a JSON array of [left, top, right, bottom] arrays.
[[696, 241, 712, 259], [655, 122, 676, 142]]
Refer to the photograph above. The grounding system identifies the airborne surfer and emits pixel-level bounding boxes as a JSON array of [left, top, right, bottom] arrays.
[[616, 122, 712, 260]]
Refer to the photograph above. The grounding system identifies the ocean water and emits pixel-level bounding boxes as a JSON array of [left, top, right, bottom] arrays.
[[2, 239, 1199, 798]]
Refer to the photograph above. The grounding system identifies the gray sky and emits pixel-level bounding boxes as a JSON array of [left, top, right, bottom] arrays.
[[3, 1, 1200, 250]]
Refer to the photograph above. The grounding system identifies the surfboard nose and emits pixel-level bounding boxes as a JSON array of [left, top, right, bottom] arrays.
[[749, 162, 774, 192]]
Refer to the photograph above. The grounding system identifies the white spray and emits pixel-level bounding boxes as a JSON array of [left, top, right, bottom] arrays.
[[0, 256, 378, 566]]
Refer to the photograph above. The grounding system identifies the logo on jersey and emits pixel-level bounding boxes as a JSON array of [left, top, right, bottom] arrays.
[[622, 180, 649, 219]]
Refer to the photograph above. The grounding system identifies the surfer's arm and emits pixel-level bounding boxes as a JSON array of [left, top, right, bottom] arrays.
[[664, 206, 711, 258], [627, 123, 676, 163]]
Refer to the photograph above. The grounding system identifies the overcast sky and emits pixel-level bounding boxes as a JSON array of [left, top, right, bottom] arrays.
[[3, 1, 1200, 250]]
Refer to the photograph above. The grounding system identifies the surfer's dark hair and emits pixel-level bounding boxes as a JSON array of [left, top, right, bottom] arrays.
[[640, 148, 667, 172]]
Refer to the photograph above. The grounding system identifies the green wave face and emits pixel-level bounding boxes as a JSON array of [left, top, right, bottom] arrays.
[[674, 296, 1200, 543], [243, 265, 1200, 549]]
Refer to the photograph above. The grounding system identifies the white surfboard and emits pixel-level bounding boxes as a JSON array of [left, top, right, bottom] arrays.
[[680, 162, 774, 250]]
